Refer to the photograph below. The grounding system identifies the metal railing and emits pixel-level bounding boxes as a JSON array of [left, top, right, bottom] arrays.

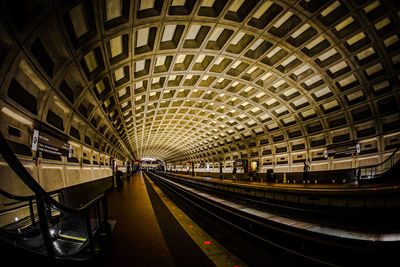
[[0, 132, 109, 261], [356, 147, 400, 180]]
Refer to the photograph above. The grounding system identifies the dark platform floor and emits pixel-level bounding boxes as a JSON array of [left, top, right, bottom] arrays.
[[103, 172, 215, 267]]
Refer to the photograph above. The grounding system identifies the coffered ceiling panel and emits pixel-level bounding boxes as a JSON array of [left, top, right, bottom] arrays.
[[0, 0, 399, 162]]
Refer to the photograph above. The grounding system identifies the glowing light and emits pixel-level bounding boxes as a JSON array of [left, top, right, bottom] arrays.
[[1, 107, 33, 125], [141, 157, 158, 161], [15, 217, 18, 222], [171, 207, 176, 210], [178, 214, 183, 217], [68, 141, 81, 147], [188, 225, 194, 229], [203, 241, 211, 245]]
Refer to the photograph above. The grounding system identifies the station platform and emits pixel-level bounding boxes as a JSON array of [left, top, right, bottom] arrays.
[[102, 172, 243, 267], [168, 172, 400, 193]]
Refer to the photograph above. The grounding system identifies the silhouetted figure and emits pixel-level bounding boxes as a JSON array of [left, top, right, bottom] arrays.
[[303, 161, 310, 181], [232, 167, 237, 180], [267, 169, 273, 182], [249, 170, 255, 182], [116, 170, 123, 187]]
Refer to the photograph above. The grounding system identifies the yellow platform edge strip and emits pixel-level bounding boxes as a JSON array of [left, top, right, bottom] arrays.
[[144, 173, 247, 267], [59, 234, 87, 242]]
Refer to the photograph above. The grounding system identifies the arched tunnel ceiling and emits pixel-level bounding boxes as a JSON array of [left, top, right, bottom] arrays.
[[0, 0, 400, 162]]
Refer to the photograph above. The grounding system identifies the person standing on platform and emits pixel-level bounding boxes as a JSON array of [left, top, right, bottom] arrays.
[[303, 161, 310, 182], [232, 166, 237, 180], [249, 170, 254, 182]]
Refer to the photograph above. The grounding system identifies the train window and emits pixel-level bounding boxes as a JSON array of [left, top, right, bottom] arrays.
[[8, 125, 21, 137]]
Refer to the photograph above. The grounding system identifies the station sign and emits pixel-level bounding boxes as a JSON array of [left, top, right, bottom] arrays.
[[32, 129, 71, 157], [234, 159, 248, 167], [324, 143, 360, 158]]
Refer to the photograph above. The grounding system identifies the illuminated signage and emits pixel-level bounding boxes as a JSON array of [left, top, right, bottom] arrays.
[[32, 129, 71, 157], [235, 159, 248, 167], [324, 142, 360, 158], [250, 161, 258, 171]]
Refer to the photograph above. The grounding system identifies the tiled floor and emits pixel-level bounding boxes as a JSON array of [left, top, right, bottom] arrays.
[[103, 172, 176, 266], [103, 172, 215, 266]]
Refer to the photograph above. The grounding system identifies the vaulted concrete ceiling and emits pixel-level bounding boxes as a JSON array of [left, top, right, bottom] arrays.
[[0, 0, 399, 162]]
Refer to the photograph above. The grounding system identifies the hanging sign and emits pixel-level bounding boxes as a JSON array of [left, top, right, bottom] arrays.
[[31, 129, 71, 157], [234, 159, 248, 167], [324, 142, 360, 158]]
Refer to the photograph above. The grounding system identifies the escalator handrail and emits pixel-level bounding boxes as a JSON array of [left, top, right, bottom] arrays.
[[356, 146, 400, 173], [0, 188, 35, 202], [0, 131, 104, 215]]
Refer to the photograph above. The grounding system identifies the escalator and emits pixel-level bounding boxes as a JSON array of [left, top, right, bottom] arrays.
[[356, 146, 400, 183], [0, 132, 111, 263]]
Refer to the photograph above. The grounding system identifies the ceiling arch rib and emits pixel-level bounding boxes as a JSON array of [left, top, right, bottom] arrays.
[[0, 0, 399, 164]]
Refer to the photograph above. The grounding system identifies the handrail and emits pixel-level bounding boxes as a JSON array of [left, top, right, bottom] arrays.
[[0, 188, 35, 202], [0, 131, 104, 214], [358, 146, 399, 170], [0, 131, 110, 261], [79, 193, 105, 210], [356, 146, 400, 179]]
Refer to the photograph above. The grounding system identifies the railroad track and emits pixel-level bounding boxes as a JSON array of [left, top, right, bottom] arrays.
[[160, 172, 400, 233], [146, 171, 399, 267]]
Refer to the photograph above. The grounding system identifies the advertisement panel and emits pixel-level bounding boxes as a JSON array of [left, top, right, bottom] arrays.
[[234, 159, 249, 173], [250, 161, 258, 171]]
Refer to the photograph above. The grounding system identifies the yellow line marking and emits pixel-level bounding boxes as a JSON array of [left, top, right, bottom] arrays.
[[144, 173, 247, 267], [59, 234, 87, 242]]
